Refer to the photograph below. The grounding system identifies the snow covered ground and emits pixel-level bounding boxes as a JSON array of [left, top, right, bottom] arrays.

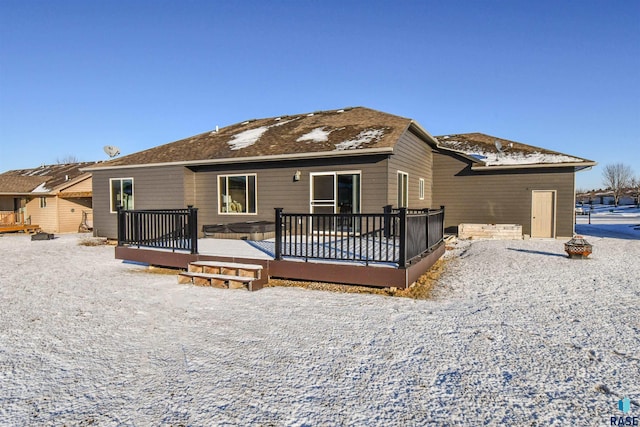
[[1, 214, 638, 425]]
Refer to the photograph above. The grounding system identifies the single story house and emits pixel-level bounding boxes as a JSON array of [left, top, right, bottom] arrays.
[[0, 162, 95, 233], [87, 107, 594, 240], [84, 107, 595, 288]]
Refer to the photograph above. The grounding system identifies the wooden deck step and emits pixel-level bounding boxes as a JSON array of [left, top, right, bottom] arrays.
[[178, 271, 256, 290], [190, 261, 263, 271], [188, 261, 263, 280]]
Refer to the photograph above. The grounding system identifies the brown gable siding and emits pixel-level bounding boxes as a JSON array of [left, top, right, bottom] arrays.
[[432, 151, 576, 237], [91, 166, 188, 238], [184, 168, 196, 207], [191, 156, 389, 233], [92, 156, 391, 239], [387, 130, 433, 208]]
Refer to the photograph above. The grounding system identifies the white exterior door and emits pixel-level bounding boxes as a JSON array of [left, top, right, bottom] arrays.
[[531, 191, 556, 238]]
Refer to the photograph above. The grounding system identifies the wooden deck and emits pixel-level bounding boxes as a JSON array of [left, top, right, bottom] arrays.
[[0, 224, 41, 234], [115, 240, 445, 290]]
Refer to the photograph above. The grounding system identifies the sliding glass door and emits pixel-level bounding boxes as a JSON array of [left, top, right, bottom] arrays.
[[310, 172, 361, 232]]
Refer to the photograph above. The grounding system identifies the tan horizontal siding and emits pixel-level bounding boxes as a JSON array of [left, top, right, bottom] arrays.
[[63, 177, 92, 193], [26, 197, 57, 233], [57, 197, 92, 233]]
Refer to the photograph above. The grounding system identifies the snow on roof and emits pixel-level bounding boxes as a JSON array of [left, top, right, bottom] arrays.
[[30, 182, 49, 193], [227, 117, 300, 150], [296, 127, 333, 143], [486, 152, 582, 166], [227, 126, 270, 151], [437, 134, 587, 166], [334, 129, 385, 151]]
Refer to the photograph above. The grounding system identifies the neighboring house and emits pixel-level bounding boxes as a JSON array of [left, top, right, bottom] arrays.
[[433, 133, 596, 238], [86, 107, 595, 240], [0, 163, 96, 233], [577, 190, 636, 206]]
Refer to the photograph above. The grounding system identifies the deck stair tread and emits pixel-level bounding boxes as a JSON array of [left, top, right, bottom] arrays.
[[190, 261, 263, 270], [179, 271, 255, 283], [179, 260, 267, 291]]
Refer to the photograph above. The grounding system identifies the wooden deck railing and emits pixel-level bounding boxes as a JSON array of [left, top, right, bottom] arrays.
[[0, 211, 28, 225], [117, 206, 198, 254], [114, 204, 444, 267], [274, 206, 445, 267]]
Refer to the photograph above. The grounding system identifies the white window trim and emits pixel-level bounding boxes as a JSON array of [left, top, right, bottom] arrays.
[[397, 171, 409, 208], [217, 173, 258, 215], [39, 197, 47, 208], [109, 177, 134, 213], [418, 178, 425, 200], [309, 170, 362, 213]]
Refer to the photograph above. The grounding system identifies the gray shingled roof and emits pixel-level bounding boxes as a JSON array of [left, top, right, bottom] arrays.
[[88, 107, 415, 168]]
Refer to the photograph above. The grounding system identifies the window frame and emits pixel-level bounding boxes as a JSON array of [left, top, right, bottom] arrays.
[[217, 173, 258, 215], [418, 178, 425, 200], [109, 177, 135, 213], [39, 197, 47, 208], [397, 171, 409, 208]]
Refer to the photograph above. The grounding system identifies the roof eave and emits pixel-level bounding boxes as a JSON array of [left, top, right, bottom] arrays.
[[0, 192, 45, 196], [408, 121, 440, 147], [83, 147, 396, 171]]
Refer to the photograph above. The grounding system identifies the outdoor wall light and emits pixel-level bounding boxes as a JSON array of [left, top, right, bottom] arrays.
[[293, 170, 301, 181]]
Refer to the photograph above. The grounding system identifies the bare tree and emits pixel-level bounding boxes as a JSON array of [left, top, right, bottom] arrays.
[[631, 176, 640, 207], [602, 163, 633, 206], [56, 155, 79, 164]]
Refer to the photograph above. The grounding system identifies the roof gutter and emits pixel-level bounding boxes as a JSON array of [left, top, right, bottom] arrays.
[[470, 161, 598, 171], [408, 121, 440, 147], [433, 146, 486, 165], [82, 147, 395, 171]]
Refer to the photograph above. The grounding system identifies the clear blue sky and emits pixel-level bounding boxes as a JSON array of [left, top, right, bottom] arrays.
[[1, 0, 638, 190]]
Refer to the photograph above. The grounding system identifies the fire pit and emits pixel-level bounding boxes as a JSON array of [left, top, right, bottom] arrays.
[[564, 235, 592, 259]]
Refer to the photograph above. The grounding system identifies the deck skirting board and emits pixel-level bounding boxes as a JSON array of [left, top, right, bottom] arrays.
[[115, 241, 445, 290]]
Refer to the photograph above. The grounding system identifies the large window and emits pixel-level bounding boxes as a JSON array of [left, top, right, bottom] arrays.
[[397, 171, 409, 208], [219, 174, 257, 214], [110, 178, 134, 212]]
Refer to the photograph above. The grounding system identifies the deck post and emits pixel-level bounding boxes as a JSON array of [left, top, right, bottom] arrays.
[[425, 208, 430, 253], [116, 205, 124, 246], [188, 205, 198, 254], [275, 208, 283, 260], [441, 205, 445, 241], [398, 207, 407, 267], [383, 204, 392, 239]]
